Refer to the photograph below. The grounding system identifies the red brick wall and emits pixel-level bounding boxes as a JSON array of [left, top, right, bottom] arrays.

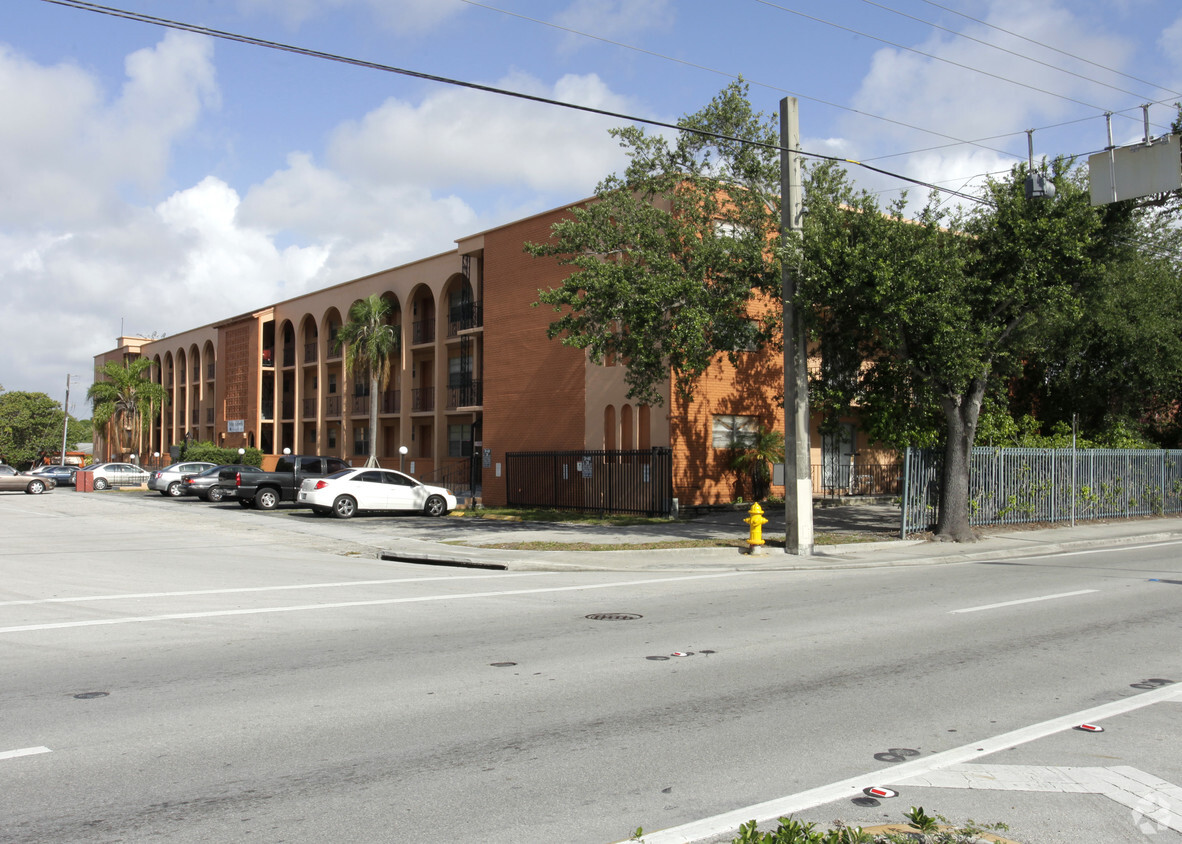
[[671, 346, 787, 505], [480, 209, 589, 506]]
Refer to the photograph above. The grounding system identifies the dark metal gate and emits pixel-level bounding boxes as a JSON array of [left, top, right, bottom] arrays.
[[506, 447, 673, 516]]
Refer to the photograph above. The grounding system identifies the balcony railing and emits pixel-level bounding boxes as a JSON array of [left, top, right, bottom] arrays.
[[191, 409, 200, 425], [281, 401, 294, 420], [207, 363, 216, 379], [446, 380, 483, 409], [304, 342, 318, 363], [325, 395, 342, 417], [302, 398, 317, 418], [351, 395, 370, 415], [206, 408, 214, 424], [381, 389, 400, 414], [282, 348, 295, 367], [447, 302, 483, 337], [413, 319, 435, 345], [412, 387, 435, 412]]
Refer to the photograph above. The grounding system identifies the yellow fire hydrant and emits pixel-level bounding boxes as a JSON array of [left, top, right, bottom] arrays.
[[744, 502, 768, 555]]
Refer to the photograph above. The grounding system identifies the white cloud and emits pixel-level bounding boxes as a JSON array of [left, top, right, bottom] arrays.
[[1161, 15, 1182, 67], [0, 27, 639, 400], [237, 0, 465, 33], [323, 71, 633, 195], [838, 0, 1137, 208], [553, 0, 673, 47], [0, 31, 217, 229]]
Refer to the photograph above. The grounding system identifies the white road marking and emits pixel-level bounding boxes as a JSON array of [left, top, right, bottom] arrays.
[[0, 746, 51, 761], [950, 589, 1098, 614], [0, 572, 751, 635], [897, 763, 1182, 834], [0, 573, 545, 607], [630, 683, 1182, 844], [1052, 539, 1182, 557]]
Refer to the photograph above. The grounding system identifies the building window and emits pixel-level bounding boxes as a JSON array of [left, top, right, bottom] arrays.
[[328, 373, 338, 394], [448, 423, 473, 458], [712, 414, 758, 448], [353, 425, 368, 456], [328, 427, 337, 449]]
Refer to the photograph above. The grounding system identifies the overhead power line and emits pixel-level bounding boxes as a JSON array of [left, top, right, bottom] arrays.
[[37, 0, 992, 205], [915, 0, 1182, 100], [855, 0, 1178, 104], [457, 0, 1020, 163], [751, 0, 1172, 131]]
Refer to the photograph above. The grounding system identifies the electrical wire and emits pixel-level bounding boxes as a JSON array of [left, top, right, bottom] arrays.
[[36, 0, 993, 205], [855, 0, 1177, 104], [455, 0, 1019, 162], [915, 0, 1182, 100], [751, 0, 1171, 130]]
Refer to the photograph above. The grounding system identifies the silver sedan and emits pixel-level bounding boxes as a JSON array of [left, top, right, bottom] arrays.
[[0, 465, 55, 494]]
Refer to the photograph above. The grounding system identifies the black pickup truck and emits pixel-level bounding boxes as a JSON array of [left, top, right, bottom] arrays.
[[225, 454, 350, 510]]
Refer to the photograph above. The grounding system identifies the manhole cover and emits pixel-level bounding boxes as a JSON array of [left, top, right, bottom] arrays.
[[585, 613, 642, 621], [73, 692, 109, 700]]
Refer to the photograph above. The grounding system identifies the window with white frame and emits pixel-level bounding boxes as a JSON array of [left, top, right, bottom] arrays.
[[712, 414, 759, 448]]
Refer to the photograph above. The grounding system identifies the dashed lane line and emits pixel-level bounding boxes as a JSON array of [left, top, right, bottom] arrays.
[[0, 571, 752, 634], [0, 572, 546, 607], [0, 747, 51, 761], [950, 588, 1099, 614]]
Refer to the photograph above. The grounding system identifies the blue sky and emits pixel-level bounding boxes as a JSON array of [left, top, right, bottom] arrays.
[[1, 0, 1180, 409]]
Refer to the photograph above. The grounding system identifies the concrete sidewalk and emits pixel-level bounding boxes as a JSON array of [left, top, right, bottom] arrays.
[[378, 506, 1182, 573]]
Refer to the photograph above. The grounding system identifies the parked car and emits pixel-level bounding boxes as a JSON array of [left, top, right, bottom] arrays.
[[83, 462, 150, 490], [148, 461, 218, 497], [228, 454, 351, 510], [182, 464, 263, 502], [298, 468, 456, 518], [0, 464, 55, 494], [30, 464, 78, 486]]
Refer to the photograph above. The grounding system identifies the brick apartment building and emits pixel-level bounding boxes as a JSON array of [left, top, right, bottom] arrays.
[[93, 200, 880, 508]]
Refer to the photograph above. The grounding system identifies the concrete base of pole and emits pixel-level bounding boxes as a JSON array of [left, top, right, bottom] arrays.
[[787, 477, 814, 555]]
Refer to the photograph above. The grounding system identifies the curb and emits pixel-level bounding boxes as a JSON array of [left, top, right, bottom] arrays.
[[377, 528, 1182, 573]]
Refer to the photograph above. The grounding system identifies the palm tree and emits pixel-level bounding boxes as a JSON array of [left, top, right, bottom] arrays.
[[88, 358, 166, 460], [730, 425, 785, 501], [335, 294, 400, 468]]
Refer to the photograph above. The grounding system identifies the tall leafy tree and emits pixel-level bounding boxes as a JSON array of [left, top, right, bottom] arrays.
[[529, 80, 782, 406], [88, 358, 166, 460], [1007, 207, 1182, 445], [335, 294, 399, 468], [0, 390, 66, 467], [795, 160, 1136, 541]]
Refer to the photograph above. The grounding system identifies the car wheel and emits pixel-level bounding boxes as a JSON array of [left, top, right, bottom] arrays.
[[93, 477, 109, 490], [167, 481, 183, 497], [424, 494, 448, 517], [26, 479, 45, 495], [332, 495, 357, 519], [255, 489, 278, 510], [238, 498, 253, 508], [208, 486, 225, 503]]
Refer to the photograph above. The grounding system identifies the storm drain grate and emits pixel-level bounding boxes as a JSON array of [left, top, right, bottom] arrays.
[[585, 613, 642, 621]]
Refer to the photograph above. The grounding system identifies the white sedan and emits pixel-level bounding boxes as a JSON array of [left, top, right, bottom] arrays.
[[297, 468, 457, 519]]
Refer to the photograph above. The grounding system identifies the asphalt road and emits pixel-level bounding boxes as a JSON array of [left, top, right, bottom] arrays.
[[2, 490, 1180, 843]]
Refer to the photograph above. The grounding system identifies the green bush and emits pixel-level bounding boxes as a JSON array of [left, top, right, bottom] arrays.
[[180, 440, 264, 467]]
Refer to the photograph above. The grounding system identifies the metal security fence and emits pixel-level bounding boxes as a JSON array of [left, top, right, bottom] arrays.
[[506, 448, 673, 516], [902, 447, 1182, 536]]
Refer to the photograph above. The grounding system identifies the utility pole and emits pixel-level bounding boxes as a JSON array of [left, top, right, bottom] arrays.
[[60, 374, 72, 465], [780, 97, 813, 555]]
